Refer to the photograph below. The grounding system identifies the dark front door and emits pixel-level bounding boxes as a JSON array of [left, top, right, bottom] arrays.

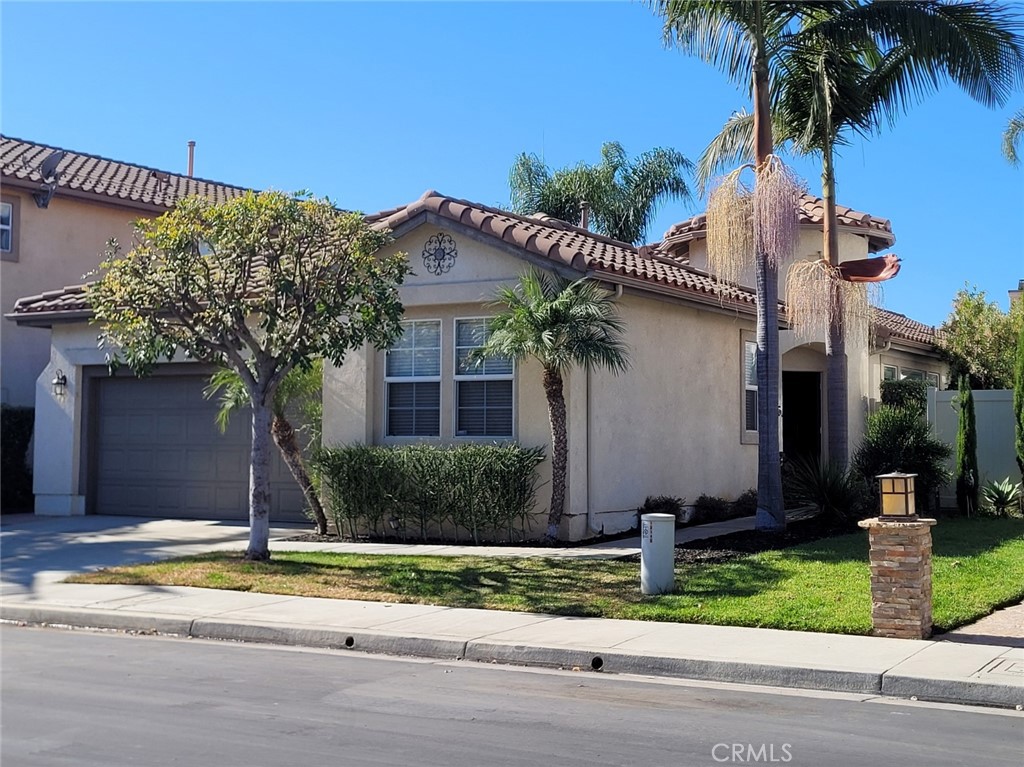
[[782, 371, 821, 464]]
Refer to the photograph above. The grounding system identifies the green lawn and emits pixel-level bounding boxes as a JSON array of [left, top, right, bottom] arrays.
[[70, 517, 1024, 635]]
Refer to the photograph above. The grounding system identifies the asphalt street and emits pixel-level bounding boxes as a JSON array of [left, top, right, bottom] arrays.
[[2, 625, 1021, 767]]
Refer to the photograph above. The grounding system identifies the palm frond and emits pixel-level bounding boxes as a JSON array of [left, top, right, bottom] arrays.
[[1003, 107, 1024, 165]]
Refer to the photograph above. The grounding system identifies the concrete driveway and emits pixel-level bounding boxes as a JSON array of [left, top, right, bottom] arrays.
[[0, 514, 307, 597]]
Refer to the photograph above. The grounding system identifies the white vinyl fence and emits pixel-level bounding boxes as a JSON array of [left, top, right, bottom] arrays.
[[927, 388, 1016, 509]]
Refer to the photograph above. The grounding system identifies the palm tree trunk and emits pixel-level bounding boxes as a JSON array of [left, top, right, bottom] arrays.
[[752, 35, 785, 532], [822, 140, 848, 469], [543, 366, 568, 540], [246, 402, 273, 561], [271, 414, 328, 535]]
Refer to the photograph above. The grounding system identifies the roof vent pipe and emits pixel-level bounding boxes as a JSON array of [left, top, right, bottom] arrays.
[[187, 141, 196, 178], [579, 200, 590, 231]]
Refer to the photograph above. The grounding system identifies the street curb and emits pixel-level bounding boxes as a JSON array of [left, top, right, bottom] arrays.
[[881, 673, 1023, 709], [190, 618, 468, 660], [463, 642, 883, 695], [1, 604, 193, 637], [4, 604, 1021, 709]]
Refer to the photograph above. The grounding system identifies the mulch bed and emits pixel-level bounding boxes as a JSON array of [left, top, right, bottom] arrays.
[[660, 516, 851, 566]]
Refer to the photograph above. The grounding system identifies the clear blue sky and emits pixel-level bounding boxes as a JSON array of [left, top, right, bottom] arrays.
[[3, 1, 1021, 326]]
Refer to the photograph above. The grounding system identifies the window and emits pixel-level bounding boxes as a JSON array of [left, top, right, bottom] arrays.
[[0, 198, 17, 262], [454, 318, 513, 437], [901, 368, 925, 382], [883, 365, 898, 382], [926, 372, 940, 388], [0, 202, 12, 253], [743, 340, 758, 433], [385, 320, 441, 436]]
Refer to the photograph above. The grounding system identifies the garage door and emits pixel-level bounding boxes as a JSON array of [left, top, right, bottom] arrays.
[[93, 375, 307, 522]]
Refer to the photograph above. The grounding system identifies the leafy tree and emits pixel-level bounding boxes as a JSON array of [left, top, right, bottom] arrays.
[[956, 375, 980, 515], [508, 142, 692, 245], [693, 1, 1024, 469], [474, 269, 629, 540], [1004, 107, 1024, 165], [938, 285, 1023, 390], [205, 362, 328, 535], [89, 192, 409, 560]]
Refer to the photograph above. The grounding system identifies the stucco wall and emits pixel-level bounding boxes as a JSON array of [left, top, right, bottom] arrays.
[[586, 294, 757, 531], [1, 191, 141, 405]]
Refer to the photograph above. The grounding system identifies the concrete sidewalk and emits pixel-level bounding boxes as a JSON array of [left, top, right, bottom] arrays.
[[3, 580, 1021, 709], [2, 514, 1020, 710]]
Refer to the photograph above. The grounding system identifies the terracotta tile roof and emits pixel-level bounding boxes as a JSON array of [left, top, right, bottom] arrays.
[[367, 190, 758, 307], [662, 194, 895, 255], [872, 308, 938, 346], [1, 135, 250, 210]]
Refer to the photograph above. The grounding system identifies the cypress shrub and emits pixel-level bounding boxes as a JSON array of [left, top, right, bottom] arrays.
[[955, 375, 980, 516], [1015, 321, 1024, 478]]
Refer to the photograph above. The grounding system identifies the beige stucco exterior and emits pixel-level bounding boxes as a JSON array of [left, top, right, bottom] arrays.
[[1, 190, 142, 406]]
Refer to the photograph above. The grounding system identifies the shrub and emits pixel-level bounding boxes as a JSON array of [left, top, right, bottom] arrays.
[[732, 488, 758, 517], [880, 378, 928, 415], [313, 444, 544, 543], [692, 494, 732, 524], [639, 495, 685, 522], [980, 478, 1022, 517], [783, 455, 873, 525], [1, 406, 34, 511], [852, 406, 952, 512]]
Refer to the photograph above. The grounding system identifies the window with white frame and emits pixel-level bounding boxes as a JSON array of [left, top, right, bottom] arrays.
[[743, 340, 758, 433], [883, 365, 898, 381], [385, 320, 441, 437], [0, 202, 12, 253], [882, 365, 940, 388], [454, 318, 513, 437]]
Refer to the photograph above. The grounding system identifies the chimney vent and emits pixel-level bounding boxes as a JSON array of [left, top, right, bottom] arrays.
[[579, 200, 591, 231], [187, 141, 196, 178]]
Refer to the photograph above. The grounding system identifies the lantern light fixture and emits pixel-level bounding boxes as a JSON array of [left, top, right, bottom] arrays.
[[51, 369, 67, 397], [877, 472, 917, 518]]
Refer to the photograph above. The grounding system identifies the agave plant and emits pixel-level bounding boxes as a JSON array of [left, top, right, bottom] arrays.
[[980, 477, 1023, 517]]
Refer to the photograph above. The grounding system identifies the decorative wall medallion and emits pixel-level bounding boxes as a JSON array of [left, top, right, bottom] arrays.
[[422, 233, 457, 275]]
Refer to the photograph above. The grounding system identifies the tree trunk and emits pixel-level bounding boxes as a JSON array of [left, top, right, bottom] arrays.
[[822, 138, 849, 469], [752, 39, 785, 532], [543, 366, 568, 541], [246, 402, 274, 560], [271, 414, 328, 535]]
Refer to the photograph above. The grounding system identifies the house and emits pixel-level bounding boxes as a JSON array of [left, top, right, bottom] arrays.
[[7, 140, 947, 538], [1, 136, 305, 520]]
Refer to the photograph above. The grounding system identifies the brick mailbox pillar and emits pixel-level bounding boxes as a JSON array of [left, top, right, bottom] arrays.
[[857, 518, 937, 639]]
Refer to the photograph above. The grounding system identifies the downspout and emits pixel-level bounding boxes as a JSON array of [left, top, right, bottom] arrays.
[[587, 282, 624, 535]]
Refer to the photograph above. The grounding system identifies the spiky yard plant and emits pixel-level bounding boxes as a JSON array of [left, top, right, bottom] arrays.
[[473, 269, 629, 540]]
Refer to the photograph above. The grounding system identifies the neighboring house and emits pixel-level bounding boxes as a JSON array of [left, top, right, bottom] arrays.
[[7, 140, 947, 538], [1, 136, 305, 520]]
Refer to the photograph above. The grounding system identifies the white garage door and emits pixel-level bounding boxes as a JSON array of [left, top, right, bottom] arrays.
[[93, 375, 307, 522]]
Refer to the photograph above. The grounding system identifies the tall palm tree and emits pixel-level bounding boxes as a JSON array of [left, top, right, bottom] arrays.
[[693, 1, 1024, 469], [655, 2, 1024, 528], [205, 361, 329, 535], [1005, 107, 1024, 165], [509, 141, 693, 245], [474, 269, 629, 540]]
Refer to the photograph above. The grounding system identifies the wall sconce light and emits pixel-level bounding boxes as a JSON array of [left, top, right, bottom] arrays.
[[52, 369, 68, 397], [877, 472, 917, 518]]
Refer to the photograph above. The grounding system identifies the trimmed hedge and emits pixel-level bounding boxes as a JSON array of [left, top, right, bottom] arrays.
[[313, 444, 545, 543], [1, 406, 34, 511]]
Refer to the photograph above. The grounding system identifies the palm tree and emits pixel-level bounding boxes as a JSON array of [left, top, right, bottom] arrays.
[[1005, 108, 1024, 165], [205, 362, 329, 535], [655, 0, 1024, 524], [693, 1, 1024, 470], [509, 141, 693, 245], [474, 269, 629, 540]]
